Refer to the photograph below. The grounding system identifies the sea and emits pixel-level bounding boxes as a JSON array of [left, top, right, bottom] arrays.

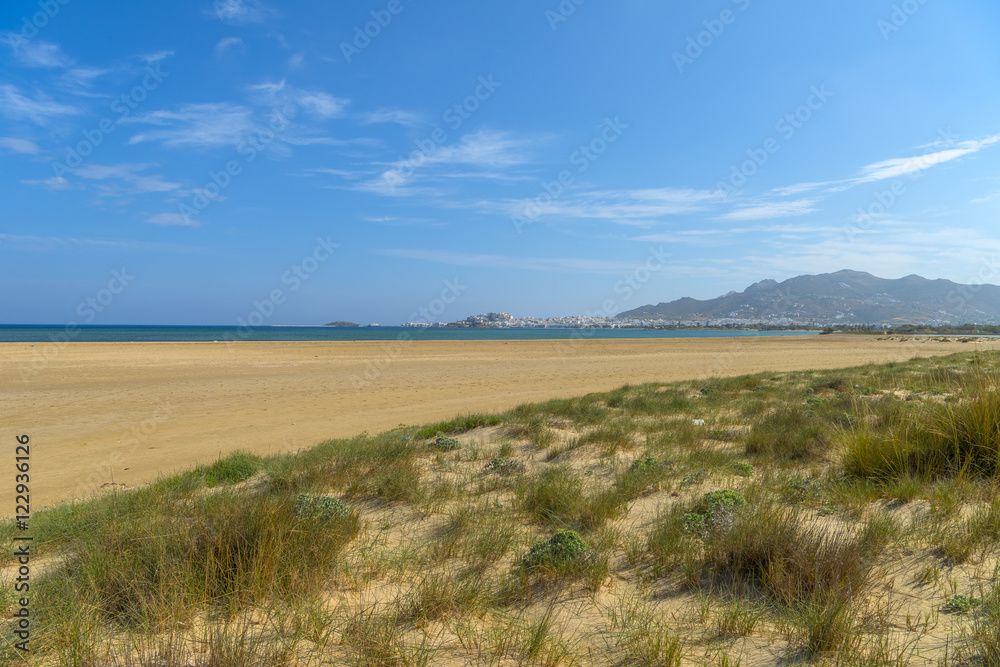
[[0, 325, 820, 343]]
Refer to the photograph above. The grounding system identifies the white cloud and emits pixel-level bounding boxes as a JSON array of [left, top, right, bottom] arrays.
[[214, 38, 244, 57], [207, 0, 274, 24], [377, 248, 649, 274], [0, 84, 78, 126], [288, 52, 304, 69], [124, 103, 255, 147], [295, 92, 345, 118], [0, 137, 39, 154], [360, 130, 533, 195], [360, 109, 423, 126], [248, 80, 347, 118], [62, 66, 110, 89], [854, 136, 1000, 183], [74, 163, 181, 194], [147, 213, 200, 227], [508, 187, 721, 225], [763, 132, 1000, 213], [3, 36, 72, 68], [718, 199, 817, 221], [20, 176, 72, 190], [972, 191, 1000, 205], [0, 233, 198, 251], [139, 50, 175, 64]]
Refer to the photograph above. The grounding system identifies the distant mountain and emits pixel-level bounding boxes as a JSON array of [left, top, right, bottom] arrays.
[[616, 270, 1000, 325], [324, 321, 360, 327]]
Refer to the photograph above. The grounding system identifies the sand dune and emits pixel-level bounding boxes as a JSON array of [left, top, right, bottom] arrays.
[[2, 334, 995, 513]]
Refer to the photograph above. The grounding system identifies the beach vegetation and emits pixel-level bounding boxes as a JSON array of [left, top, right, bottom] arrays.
[[8, 349, 1000, 664]]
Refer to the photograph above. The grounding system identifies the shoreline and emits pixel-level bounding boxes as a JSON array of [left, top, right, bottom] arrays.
[[3, 334, 999, 514]]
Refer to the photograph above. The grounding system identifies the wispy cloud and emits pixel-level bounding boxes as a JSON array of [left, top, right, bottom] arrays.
[[506, 187, 722, 225], [0, 84, 78, 126], [139, 50, 175, 64], [0, 137, 39, 154], [207, 0, 275, 24], [214, 37, 244, 57], [125, 103, 255, 147], [771, 133, 1000, 197], [718, 199, 818, 221], [248, 80, 347, 118], [377, 248, 648, 274], [61, 66, 110, 92], [359, 130, 533, 196], [360, 109, 423, 126], [74, 163, 181, 194], [3, 36, 72, 68], [20, 176, 73, 190], [972, 190, 1000, 205], [854, 136, 1000, 183], [0, 233, 198, 252], [147, 213, 200, 227]]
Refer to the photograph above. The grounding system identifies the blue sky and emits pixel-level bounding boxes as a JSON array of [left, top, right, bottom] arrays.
[[2, 0, 1000, 325]]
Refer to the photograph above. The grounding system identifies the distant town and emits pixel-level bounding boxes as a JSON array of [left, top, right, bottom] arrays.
[[398, 312, 836, 330]]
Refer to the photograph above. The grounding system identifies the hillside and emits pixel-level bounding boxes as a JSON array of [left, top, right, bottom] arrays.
[[617, 269, 1000, 325]]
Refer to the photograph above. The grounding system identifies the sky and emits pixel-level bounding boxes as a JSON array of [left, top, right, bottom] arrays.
[[2, 0, 1000, 325]]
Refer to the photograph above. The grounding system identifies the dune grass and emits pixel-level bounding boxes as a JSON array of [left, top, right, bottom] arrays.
[[6, 348, 1000, 664]]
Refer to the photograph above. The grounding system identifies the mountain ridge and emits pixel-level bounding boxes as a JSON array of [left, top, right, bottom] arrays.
[[616, 270, 1000, 325]]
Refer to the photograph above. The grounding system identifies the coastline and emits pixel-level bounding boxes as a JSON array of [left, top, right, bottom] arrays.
[[3, 334, 998, 514]]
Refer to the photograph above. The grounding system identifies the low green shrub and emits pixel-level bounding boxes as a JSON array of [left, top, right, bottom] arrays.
[[521, 530, 590, 570], [430, 435, 462, 451], [294, 494, 350, 521]]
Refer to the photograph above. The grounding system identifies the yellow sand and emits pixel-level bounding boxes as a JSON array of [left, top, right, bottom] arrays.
[[1, 334, 994, 512]]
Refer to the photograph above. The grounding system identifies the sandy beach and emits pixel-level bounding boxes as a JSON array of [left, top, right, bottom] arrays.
[[2, 334, 996, 512]]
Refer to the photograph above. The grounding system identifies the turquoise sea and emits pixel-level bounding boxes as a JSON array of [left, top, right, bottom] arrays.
[[0, 325, 820, 343]]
